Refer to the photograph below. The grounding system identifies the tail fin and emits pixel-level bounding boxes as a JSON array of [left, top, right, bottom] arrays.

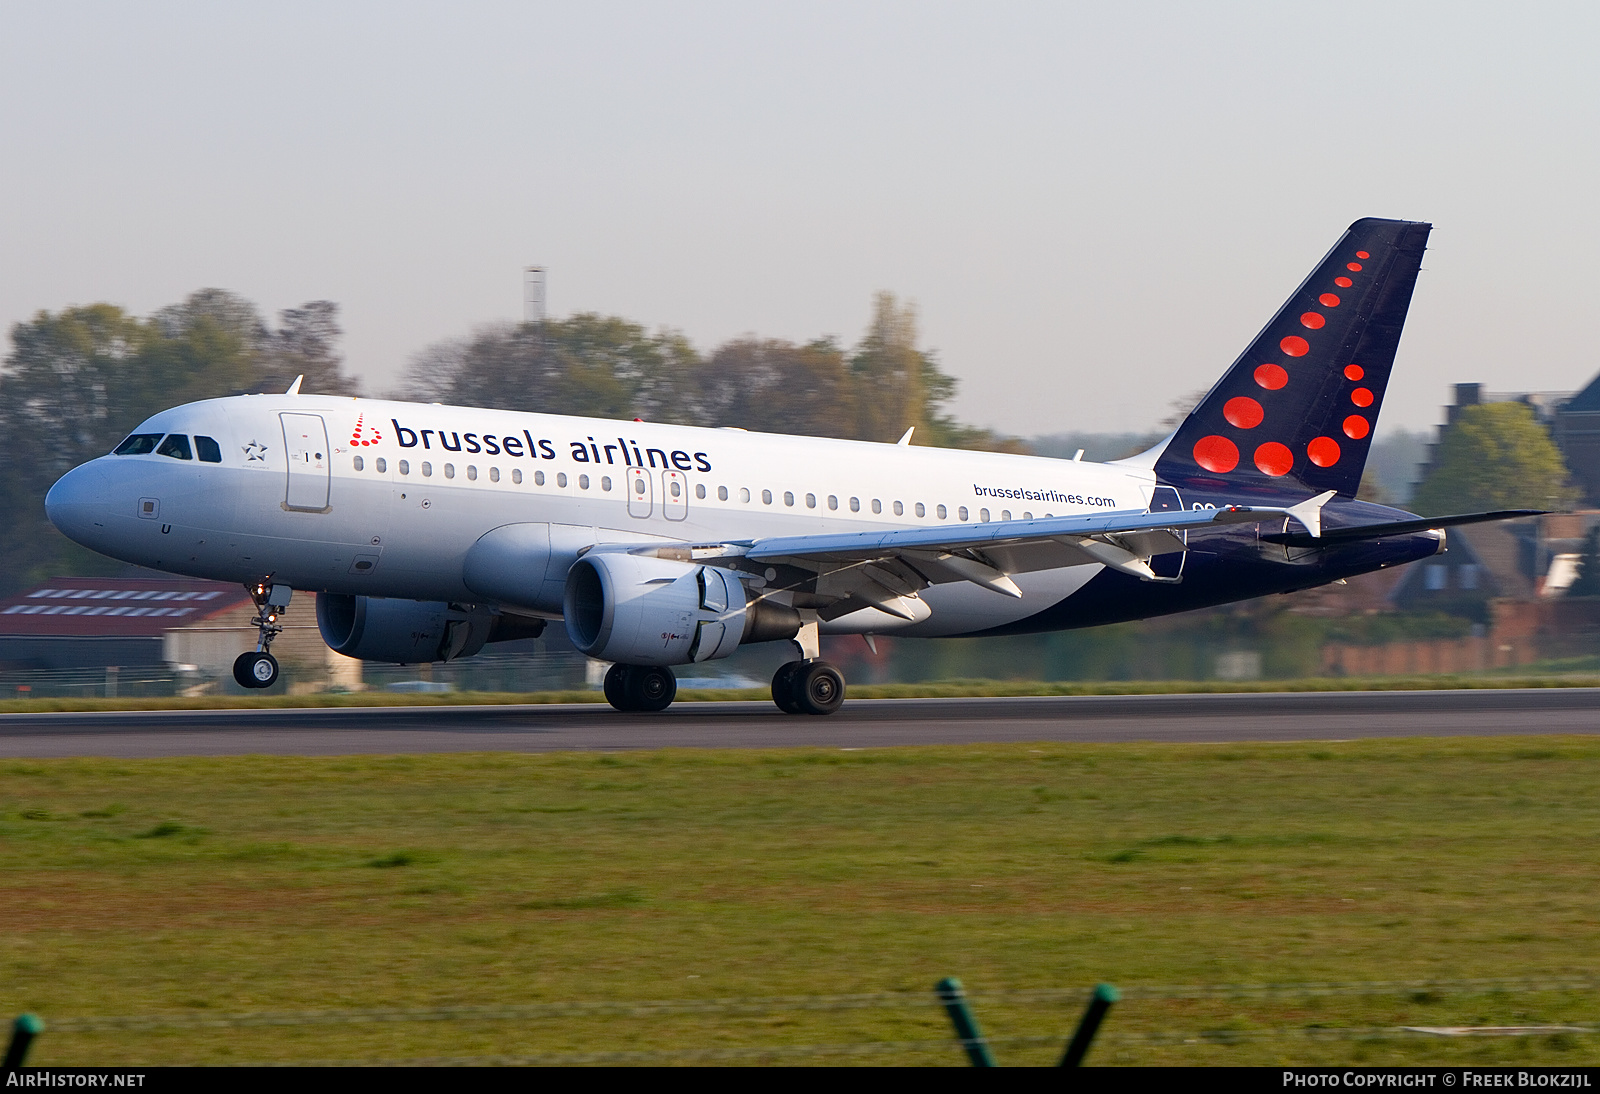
[[1150, 217, 1431, 498]]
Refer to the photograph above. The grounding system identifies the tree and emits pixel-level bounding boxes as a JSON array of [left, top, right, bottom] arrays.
[[700, 338, 858, 438], [1410, 402, 1577, 516]]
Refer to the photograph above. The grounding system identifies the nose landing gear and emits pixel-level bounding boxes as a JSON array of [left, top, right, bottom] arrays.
[[232, 581, 291, 690]]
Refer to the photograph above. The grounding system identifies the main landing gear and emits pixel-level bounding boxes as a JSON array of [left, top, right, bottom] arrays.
[[769, 617, 845, 716], [770, 659, 845, 716], [233, 581, 291, 690], [603, 663, 678, 712]]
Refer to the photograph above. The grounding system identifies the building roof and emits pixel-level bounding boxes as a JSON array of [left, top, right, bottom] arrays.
[[0, 577, 251, 638], [1564, 372, 1600, 414]]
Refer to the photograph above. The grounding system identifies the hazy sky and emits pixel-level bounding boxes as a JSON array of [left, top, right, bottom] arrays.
[[3, 2, 1597, 437]]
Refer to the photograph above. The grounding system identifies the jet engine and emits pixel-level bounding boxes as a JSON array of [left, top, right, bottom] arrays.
[[316, 593, 499, 664], [563, 553, 799, 665]]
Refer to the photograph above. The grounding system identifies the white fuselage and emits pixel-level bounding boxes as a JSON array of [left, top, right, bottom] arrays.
[[46, 394, 1159, 638]]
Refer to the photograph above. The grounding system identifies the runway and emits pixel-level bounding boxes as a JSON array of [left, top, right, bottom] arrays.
[[2, 688, 1598, 757]]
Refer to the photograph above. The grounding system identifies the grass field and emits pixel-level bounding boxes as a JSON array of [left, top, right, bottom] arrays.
[[5, 738, 1600, 1066], [4, 672, 1600, 714]]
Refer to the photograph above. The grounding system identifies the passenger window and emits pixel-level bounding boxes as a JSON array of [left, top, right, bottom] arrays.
[[422, 462, 433, 476], [466, 465, 477, 481], [195, 436, 223, 463], [578, 474, 589, 489], [915, 502, 925, 517], [512, 469, 522, 484], [444, 464, 456, 479], [531, 470, 542, 485], [806, 493, 817, 509], [156, 434, 193, 460], [739, 487, 751, 503], [1023, 511, 1032, 520], [557, 472, 567, 487], [602, 476, 613, 491], [783, 491, 794, 507], [489, 467, 500, 482], [399, 460, 410, 475], [762, 489, 773, 505], [669, 480, 680, 497], [718, 486, 729, 501], [958, 506, 968, 521], [893, 501, 904, 516], [113, 433, 163, 455], [353, 455, 364, 471], [936, 504, 946, 519], [981, 508, 991, 522], [871, 499, 882, 514], [696, 484, 706, 499], [828, 495, 838, 510], [849, 497, 860, 512], [376, 458, 387, 473], [1001, 510, 1011, 521]]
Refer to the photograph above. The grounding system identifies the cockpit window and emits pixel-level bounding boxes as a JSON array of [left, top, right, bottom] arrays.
[[195, 436, 222, 463], [156, 434, 193, 460], [113, 433, 164, 455]]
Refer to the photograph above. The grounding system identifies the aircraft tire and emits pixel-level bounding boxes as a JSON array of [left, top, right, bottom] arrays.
[[624, 665, 676, 712], [233, 651, 279, 690], [771, 660, 804, 713], [602, 663, 630, 711], [794, 660, 845, 716]]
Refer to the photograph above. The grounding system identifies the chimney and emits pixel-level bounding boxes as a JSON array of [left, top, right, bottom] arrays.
[[523, 266, 547, 325]]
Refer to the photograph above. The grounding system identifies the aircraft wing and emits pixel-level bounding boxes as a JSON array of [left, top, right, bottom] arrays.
[[707, 502, 1314, 621]]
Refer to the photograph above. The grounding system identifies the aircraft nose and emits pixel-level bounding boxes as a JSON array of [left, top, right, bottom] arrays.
[[45, 462, 112, 546]]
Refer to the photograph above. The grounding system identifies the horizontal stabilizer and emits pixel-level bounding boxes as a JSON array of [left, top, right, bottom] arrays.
[[1262, 509, 1547, 547]]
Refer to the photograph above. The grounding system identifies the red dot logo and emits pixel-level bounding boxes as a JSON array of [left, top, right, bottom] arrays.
[[1254, 363, 1288, 390], [1335, 276, 1353, 288], [1347, 262, 1363, 272], [1193, 435, 1240, 473], [1307, 436, 1341, 467], [1280, 335, 1310, 357], [1343, 415, 1370, 439], [1319, 293, 1341, 307], [1300, 312, 1326, 330], [1356, 250, 1370, 259], [1351, 387, 1374, 408], [1224, 396, 1264, 429], [1344, 364, 1365, 380], [1254, 442, 1293, 477]]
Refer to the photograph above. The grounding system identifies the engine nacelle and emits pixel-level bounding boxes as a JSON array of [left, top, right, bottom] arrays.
[[316, 594, 495, 664], [564, 553, 798, 665]]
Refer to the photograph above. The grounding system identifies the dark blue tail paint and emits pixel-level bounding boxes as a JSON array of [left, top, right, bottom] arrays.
[[968, 217, 1448, 639], [1153, 217, 1431, 501]]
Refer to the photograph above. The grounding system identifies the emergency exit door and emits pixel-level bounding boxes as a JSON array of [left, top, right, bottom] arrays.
[[281, 413, 330, 511], [627, 467, 653, 518], [662, 470, 687, 521]]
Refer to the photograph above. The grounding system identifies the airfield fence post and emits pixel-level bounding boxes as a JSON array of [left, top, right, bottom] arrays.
[[4, 1014, 43, 1068], [935, 976, 997, 1067], [1059, 983, 1118, 1067]]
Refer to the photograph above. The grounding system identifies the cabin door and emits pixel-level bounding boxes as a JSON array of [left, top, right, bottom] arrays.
[[281, 413, 331, 511]]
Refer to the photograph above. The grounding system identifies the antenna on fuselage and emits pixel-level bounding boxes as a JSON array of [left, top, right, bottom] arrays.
[[285, 375, 303, 396]]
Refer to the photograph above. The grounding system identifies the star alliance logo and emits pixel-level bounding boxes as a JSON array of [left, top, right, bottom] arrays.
[[242, 440, 269, 462]]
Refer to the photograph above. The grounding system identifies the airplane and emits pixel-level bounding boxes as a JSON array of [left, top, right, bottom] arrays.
[[44, 217, 1540, 714]]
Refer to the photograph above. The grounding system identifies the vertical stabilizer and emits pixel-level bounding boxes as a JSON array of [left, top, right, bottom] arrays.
[[1151, 217, 1431, 498]]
